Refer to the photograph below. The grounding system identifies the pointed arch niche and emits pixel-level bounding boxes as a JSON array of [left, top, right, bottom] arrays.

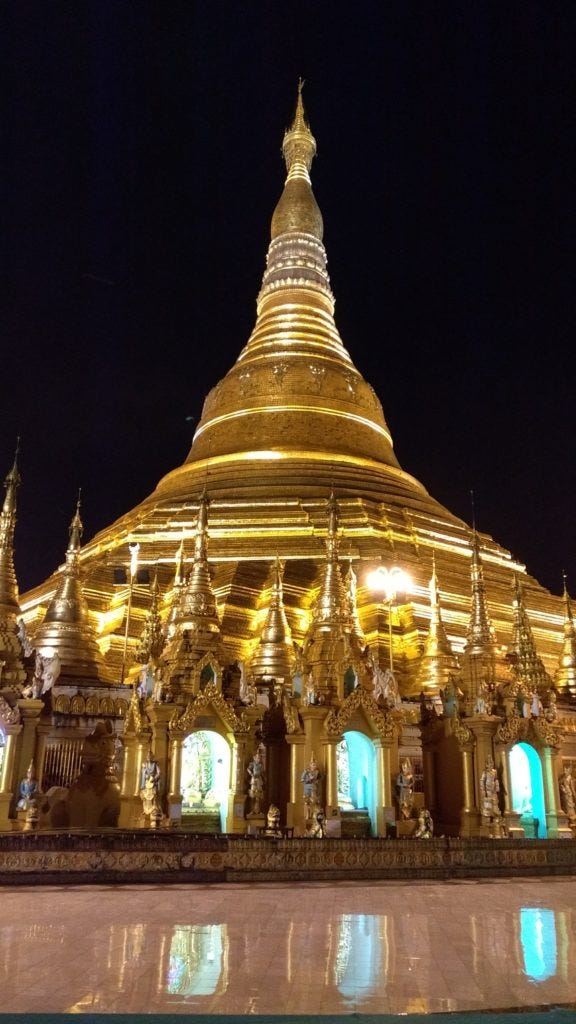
[[337, 731, 377, 834], [509, 741, 547, 838], [181, 730, 231, 831]]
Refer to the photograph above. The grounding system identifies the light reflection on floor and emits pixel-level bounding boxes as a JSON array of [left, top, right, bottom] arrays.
[[2, 877, 576, 1014]]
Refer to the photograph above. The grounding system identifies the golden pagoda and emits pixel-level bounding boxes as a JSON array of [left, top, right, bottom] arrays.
[[2, 86, 574, 840]]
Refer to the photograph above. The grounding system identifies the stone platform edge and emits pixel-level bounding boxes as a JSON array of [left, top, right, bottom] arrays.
[[1, 832, 576, 885]]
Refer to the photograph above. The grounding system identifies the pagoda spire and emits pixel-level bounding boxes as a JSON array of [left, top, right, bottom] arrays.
[[345, 560, 365, 646], [303, 493, 357, 700], [0, 444, 26, 688], [0, 442, 22, 617], [163, 492, 221, 691], [136, 571, 164, 665], [249, 558, 297, 682], [510, 575, 550, 693], [555, 574, 576, 697], [270, 80, 322, 240], [185, 85, 399, 473], [459, 533, 497, 710], [34, 495, 106, 683], [415, 558, 459, 696]]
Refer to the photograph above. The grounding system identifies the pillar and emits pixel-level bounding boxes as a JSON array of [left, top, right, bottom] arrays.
[[118, 732, 140, 827], [542, 745, 572, 839], [495, 743, 523, 838], [14, 698, 44, 807], [285, 734, 305, 831], [459, 745, 480, 836], [321, 736, 341, 835], [374, 738, 395, 836], [146, 704, 174, 806], [167, 731, 184, 825], [227, 734, 250, 834], [0, 725, 22, 831]]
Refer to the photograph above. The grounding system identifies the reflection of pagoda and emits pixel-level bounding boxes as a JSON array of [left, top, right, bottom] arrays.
[[1, 86, 574, 840]]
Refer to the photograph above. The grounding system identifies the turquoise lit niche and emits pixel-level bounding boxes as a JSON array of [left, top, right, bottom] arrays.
[[337, 731, 376, 834], [181, 730, 230, 830], [520, 908, 557, 981], [509, 742, 547, 838]]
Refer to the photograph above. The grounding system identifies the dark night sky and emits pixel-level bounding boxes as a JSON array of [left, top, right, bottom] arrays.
[[2, 2, 575, 595]]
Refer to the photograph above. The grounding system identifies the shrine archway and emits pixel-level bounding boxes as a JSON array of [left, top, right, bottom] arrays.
[[181, 730, 231, 831], [509, 741, 547, 838], [337, 730, 377, 834]]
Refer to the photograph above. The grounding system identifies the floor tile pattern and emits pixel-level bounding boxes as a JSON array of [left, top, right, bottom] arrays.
[[1, 877, 576, 1015]]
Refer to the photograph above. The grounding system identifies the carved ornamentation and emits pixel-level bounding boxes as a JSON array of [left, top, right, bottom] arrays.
[[532, 716, 562, 749], [450, 716, 474, 749], [124, 689, 149, 736], [0, 694, 20, 725], [282, 695, 303, 735], [170, 683, 249, 736], [495, 710, 525, 746], [324, 687, 401, 741]]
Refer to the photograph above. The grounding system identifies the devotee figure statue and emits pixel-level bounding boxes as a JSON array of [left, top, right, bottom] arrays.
[[247, 748, 265, 816], [301, 754, 322, 820], [17, 760, 40, 811], [414, 808, 434, 839], [559, 764, 576, 824], [480, 755, 500, 820], [263, 803, 282, 837], [395, 758, 414, 819], [140, 751, 162, 826]]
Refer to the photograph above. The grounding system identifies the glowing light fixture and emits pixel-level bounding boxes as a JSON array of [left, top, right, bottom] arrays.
[[366, 565, 411, 673]]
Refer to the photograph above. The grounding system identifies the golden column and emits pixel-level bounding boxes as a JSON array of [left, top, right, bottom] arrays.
[[374, 737, 395, 835], [0, 721, 22, 831], [167, 730, 185, 825], [285, 733, 305, 830]]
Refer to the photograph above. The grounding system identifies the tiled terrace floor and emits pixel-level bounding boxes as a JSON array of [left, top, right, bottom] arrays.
[[2, 877, 576, 1015]]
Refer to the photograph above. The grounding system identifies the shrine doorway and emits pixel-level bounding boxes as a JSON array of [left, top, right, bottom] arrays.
[[337, 731, 377, 835], [509, 741, 547, 838], [181, 730, 231, 832]]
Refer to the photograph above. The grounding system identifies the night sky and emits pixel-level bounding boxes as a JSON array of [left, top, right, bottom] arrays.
[[3, 2, 575, 595]]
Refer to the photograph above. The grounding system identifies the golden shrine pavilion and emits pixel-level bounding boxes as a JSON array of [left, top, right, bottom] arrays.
[[1, 87, 576, 843]]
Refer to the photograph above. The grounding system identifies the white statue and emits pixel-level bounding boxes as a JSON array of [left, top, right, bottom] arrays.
[[372, 665, 401, 709]]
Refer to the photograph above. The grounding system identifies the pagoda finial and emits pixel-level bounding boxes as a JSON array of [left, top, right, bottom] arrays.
[[67, 489, 83, 555], [556, 573, 576, 697], [136, 569, 164, 665], [271, 82, 322, 240], [249, 558, 297, 682], [0, 445, 22, 616], [511, 575, 550, 692], [34, 494, 105, 683], [414, 561, 459, 696]]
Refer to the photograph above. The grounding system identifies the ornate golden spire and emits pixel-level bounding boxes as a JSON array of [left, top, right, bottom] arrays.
[[415, 560, 459, 696], [181, 85, 399, 475], [303, 493, 361, 700], [344, 560, 365, 646], [0, 445, 26, 689], [165, 536, 187, 640], [0, 443, 21, 617], [249, 558, 297, 681], [136, 571, 164, 665], [163, 492, 221, 688], [270, 81, 323, 240], [460, 533, 497, 708], [510, 575, 550, 693], [464, 533, 496, 658], [34, 496, 106, 683], [555, 575, 576, 697]]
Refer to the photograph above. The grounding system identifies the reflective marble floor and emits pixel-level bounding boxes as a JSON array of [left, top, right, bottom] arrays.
[[2, 877, 576, 1015]]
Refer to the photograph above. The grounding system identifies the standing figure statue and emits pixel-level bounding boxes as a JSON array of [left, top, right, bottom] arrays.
[[395, 758, 414, 819], [247, 748, 266, 816], [480, 755, 500, 820], [559, 764, 576, 824], [140, 751, 162, 825], [301, 754, 323, 821]]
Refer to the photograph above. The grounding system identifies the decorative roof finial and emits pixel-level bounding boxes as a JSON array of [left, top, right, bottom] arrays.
[[0, 444, 23, 616], [556, 573, 576, 697], [271, 82, 322, 240]]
